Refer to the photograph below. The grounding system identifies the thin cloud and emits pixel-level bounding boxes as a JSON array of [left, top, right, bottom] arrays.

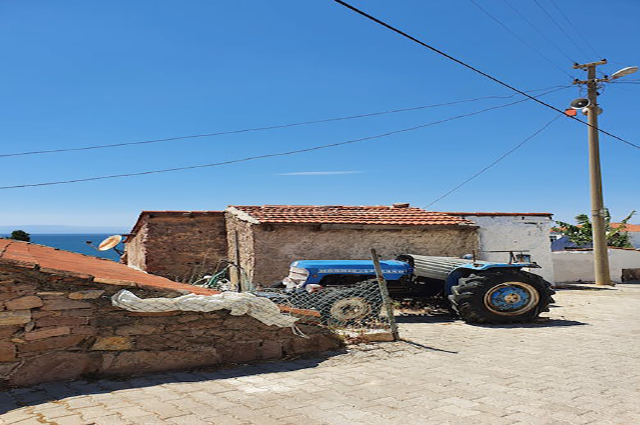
[[277, 171, 363, 176]]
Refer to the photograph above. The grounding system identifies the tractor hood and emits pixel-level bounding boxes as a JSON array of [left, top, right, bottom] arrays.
[[290, 259, 411, 285]]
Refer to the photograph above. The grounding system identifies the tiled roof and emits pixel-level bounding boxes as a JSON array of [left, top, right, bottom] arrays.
[[228, 205, 474, 226], [0, 239, 216, 295], [611, 223, 640, 232], [444, 212, 553, 217]]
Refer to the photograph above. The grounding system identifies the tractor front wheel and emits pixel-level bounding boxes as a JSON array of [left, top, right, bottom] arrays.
[[449, 270, 554, 324]]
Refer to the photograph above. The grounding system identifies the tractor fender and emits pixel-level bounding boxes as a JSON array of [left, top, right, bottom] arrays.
[[444, 264, 532, 296]]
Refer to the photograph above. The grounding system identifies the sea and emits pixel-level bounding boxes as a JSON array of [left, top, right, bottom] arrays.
[[25, 234, 123, 262]]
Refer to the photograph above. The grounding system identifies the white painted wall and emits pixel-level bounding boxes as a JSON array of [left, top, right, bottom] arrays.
[[457, 215, 555, 284], [553, 249, 640, 283], [629, 232, 640, 249]]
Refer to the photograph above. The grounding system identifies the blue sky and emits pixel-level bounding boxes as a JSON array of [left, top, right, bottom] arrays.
[[1, 0, 638, 230]]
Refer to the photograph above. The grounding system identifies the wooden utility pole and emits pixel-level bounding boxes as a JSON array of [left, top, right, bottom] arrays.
[[370, 248, 400, 341], [573, 60, 612, 286]]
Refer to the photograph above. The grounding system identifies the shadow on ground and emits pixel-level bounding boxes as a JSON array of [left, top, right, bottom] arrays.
[[555, 284, 617, 291], [395, 311, 587, 329], [395, 312, 456, 324], [470, 318, 589, 329], [0, 350, 348, 412]]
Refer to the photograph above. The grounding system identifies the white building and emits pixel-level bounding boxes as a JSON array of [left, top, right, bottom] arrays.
[[553, 248, 640, 283], [446, 212, 555, 284]]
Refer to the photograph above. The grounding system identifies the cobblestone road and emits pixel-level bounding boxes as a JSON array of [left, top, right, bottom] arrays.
[[1, 285, 639, 424]]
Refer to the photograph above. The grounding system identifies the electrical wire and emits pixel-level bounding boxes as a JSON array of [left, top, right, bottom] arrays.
[[531, 0, 591, 60], [330, 0, 640, 150], [502, 0, 577, 64], [0, 89, 564, 190], [470, 0, 574, 79], [0, 85, 568, 159], [547, 0, 601, 59], [425, 114, 561, 208]]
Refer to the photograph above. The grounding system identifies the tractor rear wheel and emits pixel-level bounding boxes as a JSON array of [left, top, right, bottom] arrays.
[[448, 270, 554, 324]]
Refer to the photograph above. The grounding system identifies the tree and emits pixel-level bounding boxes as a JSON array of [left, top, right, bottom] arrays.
[[553, 209, 636, 248], [8, 230, 30, 242]]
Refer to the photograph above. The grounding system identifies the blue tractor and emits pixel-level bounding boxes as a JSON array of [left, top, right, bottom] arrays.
[[278, 253, 555, 324]]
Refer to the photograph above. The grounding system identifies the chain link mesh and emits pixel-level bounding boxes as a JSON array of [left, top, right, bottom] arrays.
[[113, 276, 397, 340], [250, 279, 395, 339]]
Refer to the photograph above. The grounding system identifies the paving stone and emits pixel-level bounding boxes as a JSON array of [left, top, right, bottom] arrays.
[[49, 415, 87, 425], [133, 399, 186, 420], [90, 414, 131, 425], [1, 286, 640, 424], [110, 406, 152, 419], [77, 406, 114, 420]]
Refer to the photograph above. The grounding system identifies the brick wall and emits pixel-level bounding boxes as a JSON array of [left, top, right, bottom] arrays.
[[124, 212, 228, 282], [0, 264, 341, 388], [226, 216, 479, 285]]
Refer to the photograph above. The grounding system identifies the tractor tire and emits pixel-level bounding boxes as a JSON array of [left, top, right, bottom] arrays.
[[316, 281, 383, 326], [448, 270, 555, 324]]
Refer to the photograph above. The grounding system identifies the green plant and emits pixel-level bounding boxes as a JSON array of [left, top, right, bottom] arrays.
[[553, 209, 636, 248], [8, 230, 31, 242]]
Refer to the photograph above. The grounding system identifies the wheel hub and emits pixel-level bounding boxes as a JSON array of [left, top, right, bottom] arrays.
[[503, 293, 521, 304], [483, 281, 539, 316]]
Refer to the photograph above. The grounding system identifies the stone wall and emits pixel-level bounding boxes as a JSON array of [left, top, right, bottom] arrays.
[[124, 222, 148, 272], [124, 212, 228, 282], [0, 264, 341, 388], [225, 215, 256, 288], [229, 220, 479, 285]]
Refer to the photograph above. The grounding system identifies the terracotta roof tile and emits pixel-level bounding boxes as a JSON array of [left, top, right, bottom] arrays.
[[0, 239, 217, 295], [229, 205, 474, 226], [443, 212, 553, 217], [610, 223, 640, 232]]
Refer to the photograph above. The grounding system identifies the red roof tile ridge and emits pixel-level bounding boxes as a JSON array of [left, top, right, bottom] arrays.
[[25, 240, 118, 262], [0, 239, 14, 259], [610, 222, 640, 232], [229, 204, 475, 226], [442, 211, 553, 217], [0, 240, 220, 295]]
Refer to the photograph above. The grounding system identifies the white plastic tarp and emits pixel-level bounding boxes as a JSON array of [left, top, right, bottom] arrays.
[[111, 290, 298, 328]]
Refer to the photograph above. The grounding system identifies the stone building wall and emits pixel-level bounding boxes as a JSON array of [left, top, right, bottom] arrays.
[[225, 216, 256, 288], [228, 220, 479, 285], [124, 212, 228, 282], [0, 264, 341, 388], [124, 222, 148, 271]]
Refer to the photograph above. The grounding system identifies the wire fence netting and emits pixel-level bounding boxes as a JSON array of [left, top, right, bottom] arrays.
[[251, 280, 395, 336], [112, 278, 397, 340]]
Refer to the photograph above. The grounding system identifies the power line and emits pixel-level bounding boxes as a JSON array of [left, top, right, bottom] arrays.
[[0, 92, 561, 190], [425, 114, 561, 208], [531, 0, 591, 60], [330, 0, 638, 149], [0, 85, 567, 159], [502, 0, 577, 64], [470, 0, 574, 79], [547, 0, 601, 59]]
